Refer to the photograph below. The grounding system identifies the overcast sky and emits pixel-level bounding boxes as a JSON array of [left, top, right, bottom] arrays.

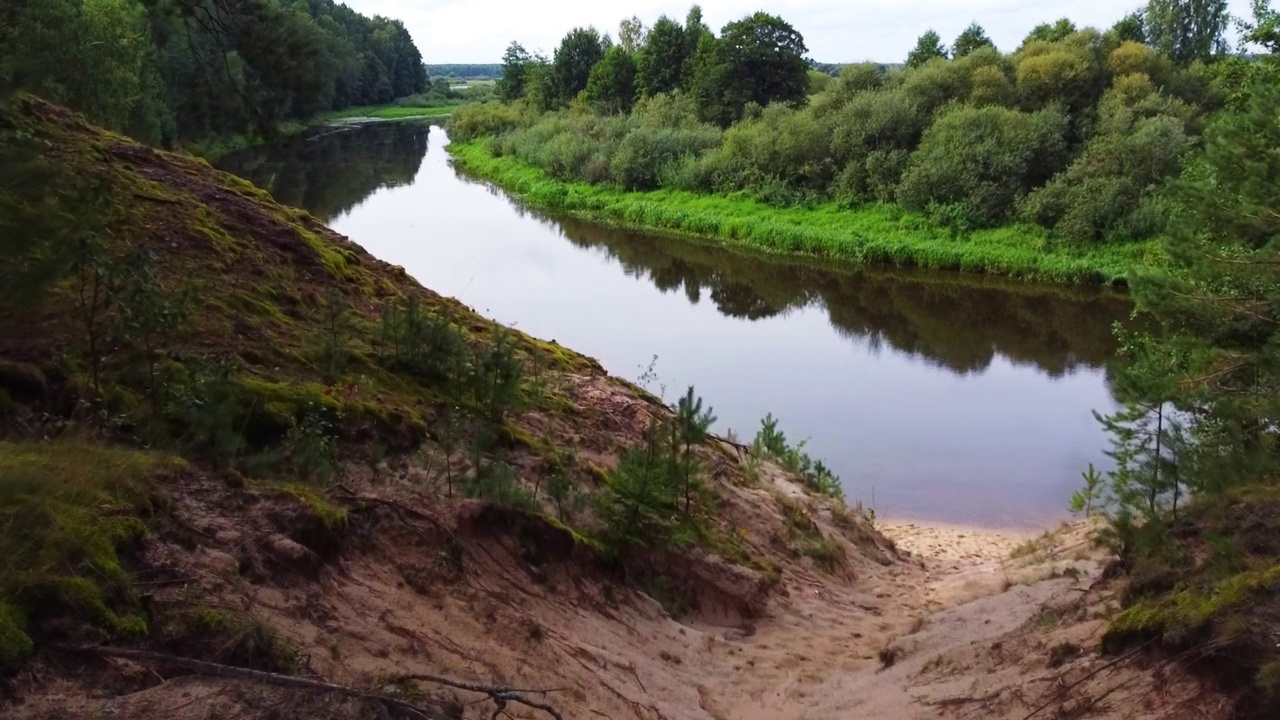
[[340, 0, 1257, 64]]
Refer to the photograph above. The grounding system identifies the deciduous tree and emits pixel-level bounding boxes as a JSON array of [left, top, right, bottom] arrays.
[[636, 16, 687, 97], [1144, 0, 1229, 64], [585, 46, 636, 114], [690, 12, 809, 126], [497, 41, 531, 101], [551, 26, 605, 105]]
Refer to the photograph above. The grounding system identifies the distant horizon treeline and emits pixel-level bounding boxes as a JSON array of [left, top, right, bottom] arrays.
[[0, 0, 429, 145], [449, 1, 1271, 244]]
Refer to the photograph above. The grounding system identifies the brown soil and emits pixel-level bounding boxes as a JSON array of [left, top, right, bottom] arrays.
[[1, 478, 1233, 720]]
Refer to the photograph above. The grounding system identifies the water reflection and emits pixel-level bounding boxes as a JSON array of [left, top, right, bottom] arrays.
[[219, 121, 432, 221], [217, 122, 1128, 527], [542, 218, 1125, 377]]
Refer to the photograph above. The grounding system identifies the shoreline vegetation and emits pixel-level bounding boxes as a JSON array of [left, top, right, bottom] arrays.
[[447, 8, 1248, 289], [188, 106, 451, 161], [317, 104, 457, 121], [447, 140, 1159, 285]]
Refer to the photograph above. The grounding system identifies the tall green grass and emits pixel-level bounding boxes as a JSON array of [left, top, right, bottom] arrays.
[[448, 141, 1160, 285]]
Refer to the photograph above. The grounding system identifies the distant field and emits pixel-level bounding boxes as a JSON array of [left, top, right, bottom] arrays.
[[318, 105, 455, 121], [448, 78, 497, 90], [426, 63, 501, 79]]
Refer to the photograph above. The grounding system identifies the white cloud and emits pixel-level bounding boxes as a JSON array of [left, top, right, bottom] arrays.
[[341, 0, 1257, 64]]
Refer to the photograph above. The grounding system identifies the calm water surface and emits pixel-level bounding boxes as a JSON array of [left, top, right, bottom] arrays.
[[220, 122, 1129, 528]]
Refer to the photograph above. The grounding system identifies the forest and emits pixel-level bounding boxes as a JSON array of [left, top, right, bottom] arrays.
[[451, 1, 1268, 256], [0, 0, 429, 146]]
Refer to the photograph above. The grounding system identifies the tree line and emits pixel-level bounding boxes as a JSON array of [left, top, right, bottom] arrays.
[[0, 0, 429, 145], [452, 0, 1253, 244], [426, 64, 502, 79]]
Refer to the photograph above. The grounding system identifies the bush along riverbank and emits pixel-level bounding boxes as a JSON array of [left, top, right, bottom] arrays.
[[448, 140, 1159, 285], [443, 6, 1248, 286]]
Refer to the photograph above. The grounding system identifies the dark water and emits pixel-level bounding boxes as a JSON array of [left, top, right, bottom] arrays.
[[219, 122, 1129, 528]]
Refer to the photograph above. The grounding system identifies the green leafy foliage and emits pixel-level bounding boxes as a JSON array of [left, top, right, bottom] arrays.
[[551, 27, 607, 106], [1144, 0, 1229, 64], [1022, 18, 1078, 46], [1, 0, 428, 144], [498, 42, 532, 102], [467, 328, 525, 425], [585, 47, 637, 114], [897, 105, 1067, 227], [673, 386, 716, 513], [1070, 463, 1104, 517], [689, 12, 809, 127], [1091, 19, 1280, 709], [636, 16, 690, 97], [464, 8, 1221, 257], [379, 296, 469, 388]]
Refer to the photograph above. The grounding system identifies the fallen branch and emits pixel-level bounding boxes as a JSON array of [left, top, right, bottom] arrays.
[[393, 673, 566, 720], [53, 645, 440, 719], [927, 690, 1003, 707], [1018, 640, 1155, 720], [56, 645, 568, 720], [330, 484, 457, 539]]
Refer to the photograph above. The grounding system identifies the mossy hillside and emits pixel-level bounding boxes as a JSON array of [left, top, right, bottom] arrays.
[[0, 440, 185, 672], [448, 140, 1162, 286], [1104, 485, 1280, 717], [0, 98, 600, 459]]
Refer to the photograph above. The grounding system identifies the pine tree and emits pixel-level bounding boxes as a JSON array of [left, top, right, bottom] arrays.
[[674, 386, 716, 513], [952, 23, 994, 58], [906, 30, 948, 68], [1106, 70, 1280, 509]]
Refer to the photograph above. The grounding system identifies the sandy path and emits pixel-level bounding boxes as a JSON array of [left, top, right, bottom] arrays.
[[689, 520, 1050, 719]]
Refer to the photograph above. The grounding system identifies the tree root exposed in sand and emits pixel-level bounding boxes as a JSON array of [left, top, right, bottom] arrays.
[[54, 645, 566, 720]]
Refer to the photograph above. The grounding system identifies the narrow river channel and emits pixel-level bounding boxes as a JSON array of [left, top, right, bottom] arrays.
[[219, 121, 1128, 528]]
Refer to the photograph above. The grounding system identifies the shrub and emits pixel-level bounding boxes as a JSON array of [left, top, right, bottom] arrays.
[[898, 104, 1067, 227], [968, 65, 1016, 107], [1019, 114, 1189, 241], [1014, 39, 1105, 113], [712, 103, 834, 193], [465, 461, 536, 510], [597, 419, 690, 551], [447, 101, 532, 143], [829, 88, 928, 200], [379, 297, 469, 388], [610, 125, 719, 191], [834, 63, 884, 100]]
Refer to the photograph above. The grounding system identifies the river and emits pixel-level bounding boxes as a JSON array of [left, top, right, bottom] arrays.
[[218, 121, 1128, 528]]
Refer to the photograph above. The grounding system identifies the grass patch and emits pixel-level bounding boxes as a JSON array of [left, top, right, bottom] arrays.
[[0, 440, 185, 672], [318, 105, 457, 122], [448, 141, 1160, 285], [777, 496, 847, 573], [154, 606, 299, 673]]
